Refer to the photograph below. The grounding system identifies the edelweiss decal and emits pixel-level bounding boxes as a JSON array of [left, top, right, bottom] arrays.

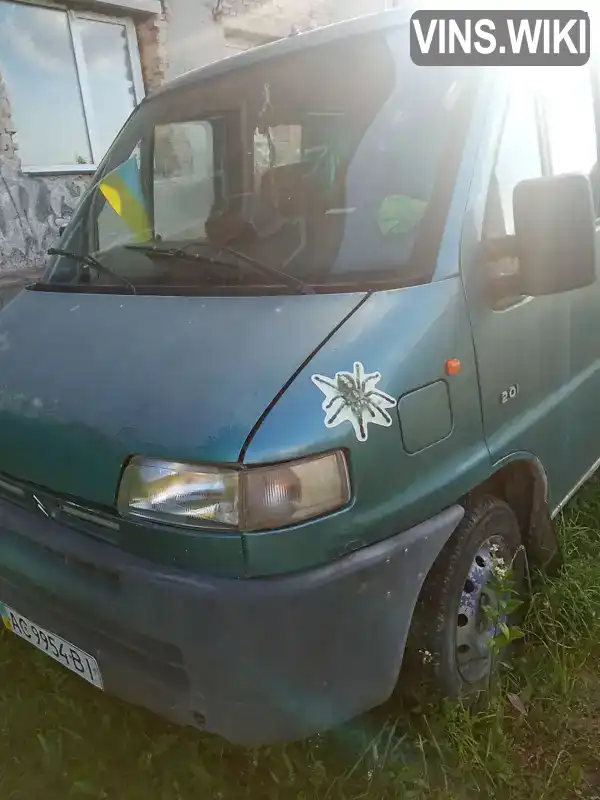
[[311, 362, 397, 443]]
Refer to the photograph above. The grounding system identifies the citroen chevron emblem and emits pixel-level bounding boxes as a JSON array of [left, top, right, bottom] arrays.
[[32, 494, 49, 517]]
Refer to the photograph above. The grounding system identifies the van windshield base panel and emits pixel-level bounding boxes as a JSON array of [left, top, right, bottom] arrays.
[[44, 27, 473, 297], [47, 248, 137, 293], [124, 239, 314, 294]]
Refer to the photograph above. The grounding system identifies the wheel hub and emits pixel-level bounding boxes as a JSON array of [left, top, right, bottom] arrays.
[[455, 536, 508, 684]]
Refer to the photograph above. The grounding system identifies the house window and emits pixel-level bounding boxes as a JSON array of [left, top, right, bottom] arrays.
[[0, 0, 144, 173]]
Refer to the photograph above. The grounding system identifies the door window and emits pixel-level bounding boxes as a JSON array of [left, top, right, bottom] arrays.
[[482, 87, 543, 289], [541, 66, 597, 177], [539, 65, 599, 213]]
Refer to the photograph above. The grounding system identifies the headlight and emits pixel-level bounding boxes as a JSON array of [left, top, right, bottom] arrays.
[[117, 451, 351, 531]]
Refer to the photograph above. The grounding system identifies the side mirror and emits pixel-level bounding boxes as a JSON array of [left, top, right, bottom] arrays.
[[513, 173, 596, 296]]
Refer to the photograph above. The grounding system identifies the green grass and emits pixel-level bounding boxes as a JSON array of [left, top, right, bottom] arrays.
[[4, 483, 600, 799]]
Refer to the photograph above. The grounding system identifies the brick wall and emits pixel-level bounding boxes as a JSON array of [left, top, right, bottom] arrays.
[[137, 0, 171, 93], [218, 0, 270, 17], [0, 72, 18, 168]]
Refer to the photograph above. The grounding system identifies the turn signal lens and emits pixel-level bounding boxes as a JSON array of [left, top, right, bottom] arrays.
[[445, 358, 462, 376], [244, 451, 350, 530]]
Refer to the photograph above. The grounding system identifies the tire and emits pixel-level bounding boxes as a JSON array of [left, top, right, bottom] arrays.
[[404, 494, 525, 702]]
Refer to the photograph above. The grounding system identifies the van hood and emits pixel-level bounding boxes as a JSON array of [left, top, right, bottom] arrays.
[[0, 289, 365, 505]]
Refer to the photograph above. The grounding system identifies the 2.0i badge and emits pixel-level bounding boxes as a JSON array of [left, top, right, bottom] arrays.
[[500, 384, 519, 404]]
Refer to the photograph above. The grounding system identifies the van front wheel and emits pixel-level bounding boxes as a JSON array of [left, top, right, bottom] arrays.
[[407, 495, 524, 701]]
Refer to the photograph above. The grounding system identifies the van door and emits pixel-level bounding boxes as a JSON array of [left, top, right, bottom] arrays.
[[537, 65, 600, 497], [461, 79, 573, 510]]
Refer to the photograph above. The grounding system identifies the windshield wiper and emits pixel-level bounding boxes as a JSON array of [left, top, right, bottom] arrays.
[[47, 248, 136, 294], [125, 242, 314, 295], [210, 242, 315, 296]]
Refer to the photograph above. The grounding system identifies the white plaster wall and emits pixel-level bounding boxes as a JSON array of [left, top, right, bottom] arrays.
[[165, 0, 390, 79], [165, 0, 247, 80]]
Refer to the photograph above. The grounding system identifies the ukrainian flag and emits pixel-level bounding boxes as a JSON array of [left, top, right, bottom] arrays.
[[99, 157, 152, 242]]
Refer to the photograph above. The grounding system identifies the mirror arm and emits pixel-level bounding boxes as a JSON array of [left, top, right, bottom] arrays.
[[482, 235, 524, 301], [488, 270, 524, 300], [483, 234, 519, 262]]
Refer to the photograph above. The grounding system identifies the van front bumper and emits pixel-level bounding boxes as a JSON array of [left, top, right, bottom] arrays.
[[0, 498, 463, 745]]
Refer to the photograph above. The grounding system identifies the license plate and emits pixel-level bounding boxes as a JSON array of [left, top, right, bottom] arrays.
[[0, 603, 103, 689]]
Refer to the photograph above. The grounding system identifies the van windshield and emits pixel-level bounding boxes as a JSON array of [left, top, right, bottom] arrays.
[[42, 26, 474, 295]]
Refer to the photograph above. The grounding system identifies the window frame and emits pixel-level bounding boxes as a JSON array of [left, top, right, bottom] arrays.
[[481, 80, 547, 311], [5, 0, 145, 175], [535, 62, 600, 225], [536, 63, 599, 183], [482, 81, 548, 240]]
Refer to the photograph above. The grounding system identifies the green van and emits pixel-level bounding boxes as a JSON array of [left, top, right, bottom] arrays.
[[0, 7, 598, 745]]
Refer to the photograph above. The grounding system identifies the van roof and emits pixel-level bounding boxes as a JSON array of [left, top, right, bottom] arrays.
[[152, 5, 418, 100]]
